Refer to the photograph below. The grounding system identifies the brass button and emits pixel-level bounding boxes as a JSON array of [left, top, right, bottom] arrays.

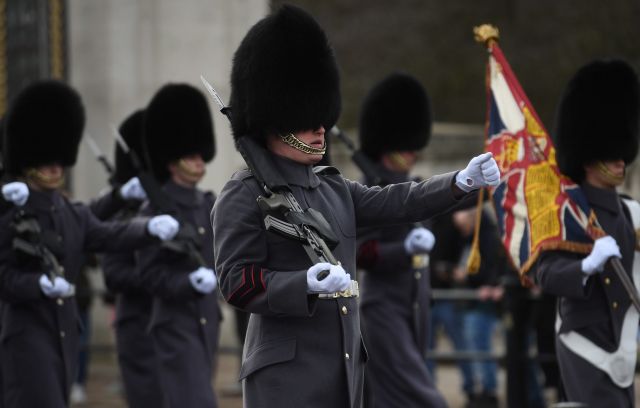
[[604, 277, 611, 285], [613, 301, 619, 309], [414, 272, 422, 279], [341, 306, 348, 315], [345, 353, 350, 360], [198, 227, 206, 235], [200, 317, 207, 325], [60, 331, 65, 338], [57, 298, 64, 306]]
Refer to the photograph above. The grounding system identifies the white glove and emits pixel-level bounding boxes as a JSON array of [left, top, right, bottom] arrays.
[[2, 182, 29, 206], [147, 215, 180, 241], [455, 152, 500, 192], [39, 274, 75, 298], [188, 267, 218, 294], [306, 262, 351, 294], [119, 177, 147, 201], [404, 227, 436, 254], [581, 236, 622, 275]]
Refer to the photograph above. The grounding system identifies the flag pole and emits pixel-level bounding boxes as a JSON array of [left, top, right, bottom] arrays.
[[464, 24, 500, 275]]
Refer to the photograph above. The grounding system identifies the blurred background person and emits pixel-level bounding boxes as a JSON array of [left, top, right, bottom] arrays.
[[355, 72, 448, 408]]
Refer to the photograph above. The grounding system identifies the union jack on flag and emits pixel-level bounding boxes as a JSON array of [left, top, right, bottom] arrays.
[[479, 33, 601, 284]]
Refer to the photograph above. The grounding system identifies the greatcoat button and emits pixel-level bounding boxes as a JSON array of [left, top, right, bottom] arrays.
[[604, 277, 611, 285], [345, 353, 350, 360], [200, 317, 207, 325], [57, 298, 64, 306], [612, 301, 619, 309], [198, 227, 206, 235], [341, 306, 348, 315], [60, 331, 66, 338]]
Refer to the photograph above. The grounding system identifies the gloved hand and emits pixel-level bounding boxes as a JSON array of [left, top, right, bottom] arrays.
[[39, 274, 75, 298], [581, 236, 622, 275], [2, 182, 29, 206], [307, 262, 351, 294], [147, 215, 180, 241], [188, 267, 218, 294], [404, 227, 436, 254], [455, 152, 500, 192], [119, 177, 147, 201]]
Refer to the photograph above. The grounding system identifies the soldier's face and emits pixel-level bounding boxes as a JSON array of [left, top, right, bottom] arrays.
[[169, 154, 206, 187], [584, 159, 625, 189], [381, 151, 418, 172], [267, 127, 325, 165], [26, 164, 65, 190]]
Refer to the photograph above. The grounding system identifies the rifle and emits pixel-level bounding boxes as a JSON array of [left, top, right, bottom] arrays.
[[200, 76, 340, 277], [11, 210, 74, 294], [110, 127, 207, 267], [85, 133, 116, 186], [329, 126, 385, 186]]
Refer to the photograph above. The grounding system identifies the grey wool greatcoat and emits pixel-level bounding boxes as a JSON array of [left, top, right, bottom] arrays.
[[90, 190, 165, 408], [0, 188, 154, 408], [212, 154, 466, 408], [137, 180, 220, 408], [357, 165, 448, 408], [536, 183, 637, 407]]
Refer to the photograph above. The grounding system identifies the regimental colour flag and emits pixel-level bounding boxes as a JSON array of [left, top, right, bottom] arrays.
[[479, 32, 602, 284]]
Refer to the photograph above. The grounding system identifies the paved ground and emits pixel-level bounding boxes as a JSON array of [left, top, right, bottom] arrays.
[[74, 299, 639, 408], [76, 351, 477, 408]]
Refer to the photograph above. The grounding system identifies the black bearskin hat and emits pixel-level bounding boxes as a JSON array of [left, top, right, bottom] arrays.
[[554, 59, 639, 183], [229, 4, 341, 144], [113, 109, 145, 185], [359, 72, 432, 161], [143, 83, 215, 182], [4, 80, 85, 176]]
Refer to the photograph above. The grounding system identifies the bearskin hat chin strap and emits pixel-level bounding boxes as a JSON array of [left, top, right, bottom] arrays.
[[596, 161, 625, 186], [25, 168, 65, 190], [280, 133, 327, 155]]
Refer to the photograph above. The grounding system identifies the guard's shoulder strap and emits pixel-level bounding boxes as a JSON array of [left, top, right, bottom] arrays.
[[231, 168, 254, 181], [313, 165, 341, 176]]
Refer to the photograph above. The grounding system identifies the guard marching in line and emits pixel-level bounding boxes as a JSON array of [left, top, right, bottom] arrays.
[[355, 72, 448, 408], [536, 59, 640, 406], [211, 4, 499, 408], [136, 83, 221, 408], [89, 109, 166, 407], [0, 80, 180, 407]]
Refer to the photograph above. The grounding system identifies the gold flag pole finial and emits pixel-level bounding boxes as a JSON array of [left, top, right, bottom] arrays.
[[473, 24, 500, 46]]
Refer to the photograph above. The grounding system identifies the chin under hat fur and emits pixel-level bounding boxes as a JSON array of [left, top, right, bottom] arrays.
[[143, 83, 215, 182], [554, 59, 639, 183], [4, 80, 85, 176], [359, 72, 432, 161], [113, 109, 145, 185], [229, 4, 341, 144]]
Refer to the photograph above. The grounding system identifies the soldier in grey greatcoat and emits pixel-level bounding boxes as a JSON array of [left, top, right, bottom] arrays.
[[211, 5, 500, 408], [535, 59, 640, 407], [355, 73, 448, 408], [136, 84, 220, 408], [89, 110, 166, 408], [0, 80, 179, 408]]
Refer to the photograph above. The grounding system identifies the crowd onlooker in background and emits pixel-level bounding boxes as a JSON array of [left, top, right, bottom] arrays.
[[427, 212, 475, 404], [452, 207, 503, 408]]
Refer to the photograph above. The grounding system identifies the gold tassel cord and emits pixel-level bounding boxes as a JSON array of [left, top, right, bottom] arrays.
[[465, 188, 484, 274]]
